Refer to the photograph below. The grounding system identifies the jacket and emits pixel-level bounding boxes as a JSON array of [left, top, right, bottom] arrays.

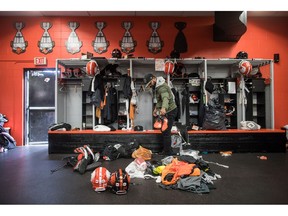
[[155, 77, 177, 113]]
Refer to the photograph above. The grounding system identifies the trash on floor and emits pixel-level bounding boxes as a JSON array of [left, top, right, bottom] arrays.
[[220, 151, 233, 157], [258, 155, 268, 160]]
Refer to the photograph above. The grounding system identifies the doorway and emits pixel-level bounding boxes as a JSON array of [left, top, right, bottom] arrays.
[[24, 69, 56, 145]]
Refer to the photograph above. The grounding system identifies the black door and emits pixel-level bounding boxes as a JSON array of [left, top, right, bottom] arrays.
[[24, 69, 56, 145]]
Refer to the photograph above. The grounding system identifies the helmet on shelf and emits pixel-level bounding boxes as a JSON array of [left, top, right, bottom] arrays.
[[111, 48, 122, 58], [236, 51, 248, 59], [170, 50, 180, 59]]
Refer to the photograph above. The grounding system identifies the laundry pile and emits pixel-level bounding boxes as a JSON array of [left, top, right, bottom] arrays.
[[125, 151, 222, 194], [51, 143, 224, 195]]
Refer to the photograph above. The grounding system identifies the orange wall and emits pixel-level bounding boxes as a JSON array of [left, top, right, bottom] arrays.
[[0, 15, 287, 145]]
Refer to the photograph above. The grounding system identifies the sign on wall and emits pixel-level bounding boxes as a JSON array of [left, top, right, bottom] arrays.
[[34, 57, 47, 66], [38, 22, 55, 54], [65, 22, 82, 54], [92, 22, 110, 54], [147, 22, 163, 54], [10, 22, 28, 54], [119, 21, 137, 54]]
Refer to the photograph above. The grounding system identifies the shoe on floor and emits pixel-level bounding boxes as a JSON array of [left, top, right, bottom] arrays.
[[74, 157, 89, 174], [79, 159, 89, 174]]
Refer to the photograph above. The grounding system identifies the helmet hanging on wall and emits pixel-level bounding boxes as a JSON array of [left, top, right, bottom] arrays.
[[238, 60, 252, 76], [86, 60, 98, 76], [164, 60, 175, 75]]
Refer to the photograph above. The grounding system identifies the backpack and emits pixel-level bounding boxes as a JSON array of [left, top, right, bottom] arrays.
[[91, 167, 111, 192], [109, 169, 130, 195]]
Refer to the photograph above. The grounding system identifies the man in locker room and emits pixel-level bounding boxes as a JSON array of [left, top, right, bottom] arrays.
[[144, 73, 178, 156]]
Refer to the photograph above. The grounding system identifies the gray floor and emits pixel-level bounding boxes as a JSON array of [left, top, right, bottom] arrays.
[[1, 145, 288, 206]]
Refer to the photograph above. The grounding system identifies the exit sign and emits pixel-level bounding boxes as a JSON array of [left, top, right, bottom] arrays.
[[34, 57, 47, 66]]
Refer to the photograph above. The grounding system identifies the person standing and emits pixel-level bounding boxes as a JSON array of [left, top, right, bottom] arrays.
[[143, 73, 177, 155]]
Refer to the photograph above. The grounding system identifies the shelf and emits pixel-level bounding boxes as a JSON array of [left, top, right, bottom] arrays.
[[55, 58, 273, 131], [58, 59, 90, 68], [57, 58, 131, 72], [57, 58, 272, 69], [206, 59, 272, 67], [59, 77, 82, 81]]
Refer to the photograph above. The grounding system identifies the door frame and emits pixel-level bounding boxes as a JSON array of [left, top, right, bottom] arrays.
[[24, 68, 57, 145]]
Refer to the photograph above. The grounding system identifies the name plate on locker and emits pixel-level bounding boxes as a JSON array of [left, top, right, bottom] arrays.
[[228, 81, 236, 94], [189, 78, 200, 86]]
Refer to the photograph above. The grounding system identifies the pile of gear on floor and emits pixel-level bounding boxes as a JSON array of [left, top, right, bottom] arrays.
[[51, 140, 224, 195], [0, 113, 16, 153]]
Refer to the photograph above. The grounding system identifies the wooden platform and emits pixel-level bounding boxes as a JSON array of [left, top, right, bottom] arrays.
[[48, 129, 287, 154]]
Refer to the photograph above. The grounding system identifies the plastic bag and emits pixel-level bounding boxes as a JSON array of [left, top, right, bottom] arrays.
[[132, 146, 152, 161], [202, 94, 227, 130], [125, 158, 147, 179]]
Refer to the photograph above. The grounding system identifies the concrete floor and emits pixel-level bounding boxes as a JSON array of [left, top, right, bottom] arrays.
[[1, 145, 288, 211]]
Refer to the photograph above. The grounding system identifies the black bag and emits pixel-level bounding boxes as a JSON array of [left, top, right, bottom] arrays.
[[102, 144, 121, 161], [202, 94, 227, 130], [117, 140, 139, 158]]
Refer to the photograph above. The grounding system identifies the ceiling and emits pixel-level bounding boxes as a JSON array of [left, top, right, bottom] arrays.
[[0, 11, 287, 17]]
